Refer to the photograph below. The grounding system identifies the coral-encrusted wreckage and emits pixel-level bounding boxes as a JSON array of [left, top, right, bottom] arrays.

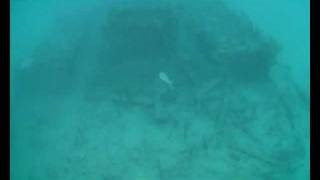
[[14, 0, 308, 179]]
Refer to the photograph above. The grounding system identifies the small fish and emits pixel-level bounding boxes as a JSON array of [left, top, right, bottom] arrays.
[[159, 72, 173, 89]]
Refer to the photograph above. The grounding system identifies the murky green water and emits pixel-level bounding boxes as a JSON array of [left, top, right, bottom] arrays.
[[10, 0, 309, 179]]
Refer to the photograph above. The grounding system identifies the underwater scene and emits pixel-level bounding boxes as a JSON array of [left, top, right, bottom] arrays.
[[10, 0, 310, 179]]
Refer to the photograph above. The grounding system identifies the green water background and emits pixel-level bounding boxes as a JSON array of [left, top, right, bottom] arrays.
[[10, 0, 310, 179]]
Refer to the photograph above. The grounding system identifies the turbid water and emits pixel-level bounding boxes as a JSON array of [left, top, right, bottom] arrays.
[[11, 0, 309, 179]]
